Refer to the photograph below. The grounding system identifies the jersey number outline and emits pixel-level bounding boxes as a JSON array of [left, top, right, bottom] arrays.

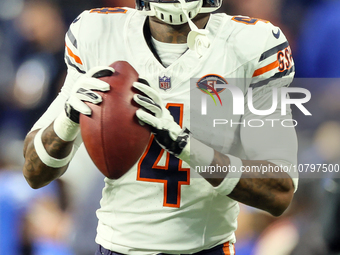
[[90, 7, 127, 14], [277, 46, 293, 72], [137, 103, 190, 208], [232, 16, 269, 25]]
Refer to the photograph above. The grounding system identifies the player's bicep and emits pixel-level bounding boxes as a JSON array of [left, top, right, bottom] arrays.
[[240, 89, 298, 189], [242, 24, 297, 162], [241, 89, 297, 161]]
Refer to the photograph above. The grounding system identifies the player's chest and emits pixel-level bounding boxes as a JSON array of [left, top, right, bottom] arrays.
[[136, 72, 245, 154]]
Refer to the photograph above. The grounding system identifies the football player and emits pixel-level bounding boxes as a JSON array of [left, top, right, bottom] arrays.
[[23, 0, 298, 254]]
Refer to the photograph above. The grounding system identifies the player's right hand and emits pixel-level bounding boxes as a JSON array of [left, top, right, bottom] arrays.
[[65, 66, 114, 123]]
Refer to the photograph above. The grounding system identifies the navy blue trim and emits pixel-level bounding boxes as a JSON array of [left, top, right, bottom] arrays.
[[65, 55, 85, 74], [250, 65, 295, 88], [67, 29, 78, 49], [259, 41, 289, 62]]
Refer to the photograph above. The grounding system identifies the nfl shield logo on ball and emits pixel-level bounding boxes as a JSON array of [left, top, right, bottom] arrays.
[[159, 76, 171, 91]]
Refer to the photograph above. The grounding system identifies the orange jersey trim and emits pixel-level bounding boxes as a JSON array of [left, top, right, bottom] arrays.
[[152, 148, 169, 170], [65, 44, 83, 65], [89, 7, 127, 14], [232, 16, 269, 25], [223, 242, 230, 255], [222, 242, 235, 255], [253, 60, 279, 77]]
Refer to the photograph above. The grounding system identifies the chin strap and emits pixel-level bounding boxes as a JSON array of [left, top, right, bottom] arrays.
[[178, 0, 210, 57]]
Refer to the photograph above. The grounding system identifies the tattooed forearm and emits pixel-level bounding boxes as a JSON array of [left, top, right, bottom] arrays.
[[41, 125, 73, 158], [203, 151, 294, 216], [229, 173, 294, 216], [22, 123, 71, 189], [25, 146, 39, 172]]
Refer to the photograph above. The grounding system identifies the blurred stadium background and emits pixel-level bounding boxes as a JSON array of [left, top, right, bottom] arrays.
[[0, 0, 340, 254]]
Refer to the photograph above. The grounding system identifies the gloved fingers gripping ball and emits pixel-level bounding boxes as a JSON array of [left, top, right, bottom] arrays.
[[133, 81, 190, 157], [38, 66, 115, 168], [53, 66, 114, 143], [65, 66, 114, 123], [79, 61, 151, 179]]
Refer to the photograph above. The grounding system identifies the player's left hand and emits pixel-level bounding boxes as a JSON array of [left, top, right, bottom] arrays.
[[133, 81, 190, 157]]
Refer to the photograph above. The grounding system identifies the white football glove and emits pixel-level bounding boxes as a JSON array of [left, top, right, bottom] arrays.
[[133, 81, 190, 157], [65, 66, 114, 123], [53, 66, 114, 142]]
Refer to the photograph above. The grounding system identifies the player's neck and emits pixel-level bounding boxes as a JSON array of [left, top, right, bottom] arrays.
[[149, 13, 210, 44]]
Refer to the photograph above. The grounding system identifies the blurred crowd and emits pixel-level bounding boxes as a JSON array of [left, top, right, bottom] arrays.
[[0, 0, 340, 254]]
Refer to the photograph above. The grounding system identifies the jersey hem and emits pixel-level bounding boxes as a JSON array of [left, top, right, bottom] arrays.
[[95, 233, 236, 255]]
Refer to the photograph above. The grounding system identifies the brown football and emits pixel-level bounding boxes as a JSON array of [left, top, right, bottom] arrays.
[[80, 61, 151, 179]]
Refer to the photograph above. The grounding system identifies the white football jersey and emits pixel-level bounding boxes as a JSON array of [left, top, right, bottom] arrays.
[[32, 7, 298, 255]]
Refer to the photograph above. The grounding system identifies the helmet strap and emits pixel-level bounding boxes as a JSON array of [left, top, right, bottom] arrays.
[[177, 0, 210, 57]]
